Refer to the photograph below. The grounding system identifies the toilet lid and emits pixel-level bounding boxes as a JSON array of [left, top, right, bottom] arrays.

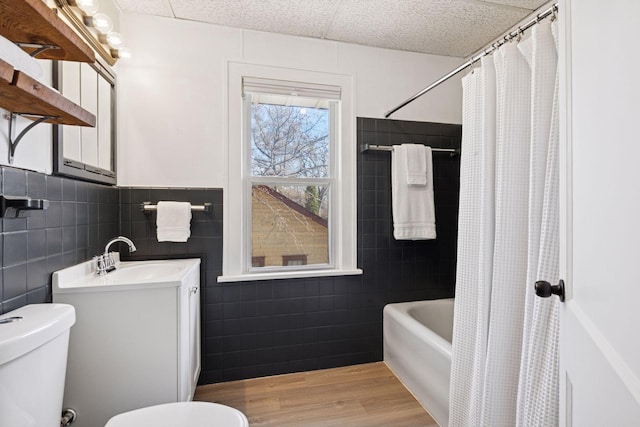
[[104, 402, 249, 427]]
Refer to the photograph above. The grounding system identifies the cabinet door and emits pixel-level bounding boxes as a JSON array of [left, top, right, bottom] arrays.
[[97, 75, 112, 171], [189, 283, 201, 398], [80, 63, 98, 167], [178, 277, 201, 402], [61, 62, 81, 162]]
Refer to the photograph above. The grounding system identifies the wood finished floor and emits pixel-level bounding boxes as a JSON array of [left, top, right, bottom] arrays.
[[194, 362, 438, 427]]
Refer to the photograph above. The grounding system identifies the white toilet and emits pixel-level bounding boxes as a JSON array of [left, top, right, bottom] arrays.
[[104, 402, 248, 427], [0, 304, 248, 427]]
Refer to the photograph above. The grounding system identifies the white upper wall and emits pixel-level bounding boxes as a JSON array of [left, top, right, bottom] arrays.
[[117, 13, 463, 188], [0, 60, 53, 174]]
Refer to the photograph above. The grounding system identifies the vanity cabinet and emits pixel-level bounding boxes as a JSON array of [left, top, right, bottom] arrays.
[[52, 258, 202, 427]]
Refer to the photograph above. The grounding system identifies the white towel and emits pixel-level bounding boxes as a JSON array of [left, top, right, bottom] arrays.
[[156, 201, 192, 242], [392, 145, 436, 240], [404, 143, 428, 186]]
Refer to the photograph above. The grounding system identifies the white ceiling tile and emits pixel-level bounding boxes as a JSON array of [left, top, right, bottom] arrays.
[[326, 0, 536, 57], [169, 0, 245, 28], [237, 0, 341, 38], [169, 0, 340, 38], [480, 0, 551, 10], [114, 0, 175, 17]]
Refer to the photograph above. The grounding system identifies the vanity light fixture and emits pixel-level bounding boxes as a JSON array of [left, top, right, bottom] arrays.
[[87, 12, 113, 35], [58, 0, 131, 63], [105, 31, 124, 49], [72, 0, 99, 16], [112, 46, 131, 59]]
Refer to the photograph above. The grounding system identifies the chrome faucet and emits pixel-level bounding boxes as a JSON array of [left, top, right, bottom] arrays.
[[95, 236, 137, 275]]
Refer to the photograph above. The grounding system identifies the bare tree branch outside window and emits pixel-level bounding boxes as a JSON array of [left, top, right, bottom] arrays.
[[251, 103, 330, 217]]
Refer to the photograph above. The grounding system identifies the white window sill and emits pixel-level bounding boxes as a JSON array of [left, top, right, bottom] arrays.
[[217, 268, 363, 283]]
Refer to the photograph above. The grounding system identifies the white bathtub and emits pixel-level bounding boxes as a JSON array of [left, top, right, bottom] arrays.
[[384, 298, 454, 427]]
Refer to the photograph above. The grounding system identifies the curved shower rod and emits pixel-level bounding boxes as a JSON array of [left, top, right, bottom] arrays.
[[384, 1, 559, 118]]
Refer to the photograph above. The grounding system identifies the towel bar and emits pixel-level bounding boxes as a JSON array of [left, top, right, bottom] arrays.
[[141, 202, 212, 213], [360, 144, 458, 156]]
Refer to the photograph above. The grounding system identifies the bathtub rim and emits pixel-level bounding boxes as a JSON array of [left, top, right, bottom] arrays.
[[383, 298, 453, 359]]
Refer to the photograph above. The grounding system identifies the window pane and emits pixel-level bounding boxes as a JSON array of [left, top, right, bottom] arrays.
[[251, 184, 329, 267], [251, 256, 265, 267], [282, 255, 307, 266], [250, 99, 329, 178]]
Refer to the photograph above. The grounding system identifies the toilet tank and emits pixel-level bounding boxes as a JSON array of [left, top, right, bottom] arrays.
[[0, 304, 76, 427]]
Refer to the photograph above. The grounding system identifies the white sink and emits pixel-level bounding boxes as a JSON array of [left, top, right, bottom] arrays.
[[53, 254, 201, 293], [106, 263, 185, 283]]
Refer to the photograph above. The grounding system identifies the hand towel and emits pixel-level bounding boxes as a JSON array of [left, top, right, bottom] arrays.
[[156, 201, 192, 242], [392, 145, 436, 240], [404, 143, 429, 186]]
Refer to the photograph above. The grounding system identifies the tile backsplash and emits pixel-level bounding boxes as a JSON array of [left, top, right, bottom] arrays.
[[0, 117, 461, 385], [0, 166, 119, 314]]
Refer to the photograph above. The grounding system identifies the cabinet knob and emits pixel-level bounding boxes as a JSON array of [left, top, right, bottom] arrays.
[[190, 287, 198, 295]]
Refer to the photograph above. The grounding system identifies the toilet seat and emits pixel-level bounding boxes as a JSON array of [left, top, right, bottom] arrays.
[[104, 402, 249, 427]]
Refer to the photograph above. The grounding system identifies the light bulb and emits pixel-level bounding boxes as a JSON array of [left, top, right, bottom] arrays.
[[115, 47, 132, 59], [106, 32, 124, 49], [91, 13, 113, 35], [74, 0, 99, 16]]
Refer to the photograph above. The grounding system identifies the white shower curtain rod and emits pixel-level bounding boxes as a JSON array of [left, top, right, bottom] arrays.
[[384, 2, 559, 118]]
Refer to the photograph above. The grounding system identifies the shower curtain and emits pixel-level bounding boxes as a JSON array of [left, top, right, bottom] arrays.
[[449, 19, 560, 427]]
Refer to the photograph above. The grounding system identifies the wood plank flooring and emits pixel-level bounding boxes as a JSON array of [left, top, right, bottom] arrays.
[[194, 362, 439, 427]]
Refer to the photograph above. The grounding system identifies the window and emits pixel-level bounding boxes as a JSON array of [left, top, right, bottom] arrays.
[[222, 63, 361, 282], [244, 78, 337, 272]]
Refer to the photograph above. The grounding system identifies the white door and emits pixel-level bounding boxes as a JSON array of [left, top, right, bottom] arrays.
[[559, 1, 640, 425]]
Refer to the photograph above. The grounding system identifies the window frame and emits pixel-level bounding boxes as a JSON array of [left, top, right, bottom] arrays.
[[220, 62, 361, 283]]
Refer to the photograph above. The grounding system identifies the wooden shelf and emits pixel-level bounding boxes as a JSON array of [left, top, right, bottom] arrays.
[[0, 56, 13, 84], [0, 0, 95, 62], [0, 58, 95, 127]]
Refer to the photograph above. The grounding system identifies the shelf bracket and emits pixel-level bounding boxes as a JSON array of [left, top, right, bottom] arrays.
[[14, 42, 61, 58], [6, 112, 57, 164]]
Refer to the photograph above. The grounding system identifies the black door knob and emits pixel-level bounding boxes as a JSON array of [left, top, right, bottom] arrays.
[[535, 279, 565, 302]]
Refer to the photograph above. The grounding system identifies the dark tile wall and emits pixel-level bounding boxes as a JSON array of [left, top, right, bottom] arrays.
[[119, 118, 461, 385], [117, 188, 222, 262], [0, 166, 119, 315], [358, 118, 461, 300]]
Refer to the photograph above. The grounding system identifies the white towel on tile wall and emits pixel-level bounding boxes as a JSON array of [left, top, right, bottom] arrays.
[[156, 201, 192, 242], [404, 143, 428, 186], [391, 144, 436, 240]]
